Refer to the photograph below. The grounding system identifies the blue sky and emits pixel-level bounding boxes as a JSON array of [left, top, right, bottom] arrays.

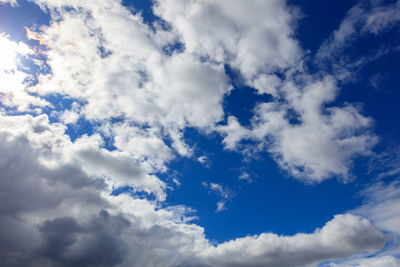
[[1, 0, 400, 266]]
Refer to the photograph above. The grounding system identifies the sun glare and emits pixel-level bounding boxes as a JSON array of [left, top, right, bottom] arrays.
[[0, 34, 18, 71], [0, 33, 31, 71], [0, 33, 34, 104]]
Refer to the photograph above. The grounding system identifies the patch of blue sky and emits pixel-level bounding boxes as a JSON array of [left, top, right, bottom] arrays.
[[222, 64, 275, 126], [37, 94, 116, 151], [333, 43, 400, 141], [291, 0, 357, 54], [122, 0, 160, 27], [0, 0, 50, 42], [161, 127, 368, 242], [111, 185, 159, 202]]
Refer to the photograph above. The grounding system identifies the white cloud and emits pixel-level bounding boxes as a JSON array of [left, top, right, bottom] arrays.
[[154, 0, 302, 81], [219, 76, 377, 182], [330, 255, 400, 267], [197, 156, 208, 165], [353, 181, 400, 237], [0, 0, 17, 6], [0, 124, 387, 266], [203, 182, 233, 212], [317, 0, 400, 63], [324, 180, 400, 266], [199, 214, 385, 267], [31, 0, 230, 131], [238, 172, 252, 183], [59, 102, 81, 124], [0, 34, 49, 111]]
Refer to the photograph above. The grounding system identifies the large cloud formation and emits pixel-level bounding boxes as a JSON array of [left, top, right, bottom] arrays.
[[0, 124, 387, 266], [1, 0, 399, 266]]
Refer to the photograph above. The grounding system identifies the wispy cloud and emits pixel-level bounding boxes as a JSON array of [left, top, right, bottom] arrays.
[[202, 181, 234, 212]]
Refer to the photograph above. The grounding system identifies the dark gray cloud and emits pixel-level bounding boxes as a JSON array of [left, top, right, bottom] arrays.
[[35, 210, 130, 267], [0, 133, 109, 267]]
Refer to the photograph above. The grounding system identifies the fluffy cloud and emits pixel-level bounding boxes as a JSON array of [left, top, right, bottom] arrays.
[[325, 180, 400, 266], [219, 76, 377, 182], [23, 0, 381, 183], [0, 123, 386, 266], [0, 34, 49, 111], [199, 214, 385, 267], [0, 114, 167, 200], [154, 0, 302, 81], [30, 0, 230, 132]]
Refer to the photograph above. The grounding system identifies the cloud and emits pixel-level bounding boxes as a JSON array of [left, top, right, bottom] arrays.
[[202, 182, 233, 212], [0, 114, 167, 200], [330, 255, 400, 267], [30, 0, 230, 132], [0, 131, 110, 266], [317, 0, 400, 71], [197, 156, 209, 165], [199, 214, 386, 267], [353, 181, 400, 237], [0, 133, 387, 266], [25, 27, 48, 46], [0, 112, 381, 266], [219, 76, 377, 182], [0, 34, 48, 111], [238, 172, 252, 183], [0, 0, 17, 6], [36, 212, 130, 267], [325, 180, 400, 265], [154, 0, 302, 84]]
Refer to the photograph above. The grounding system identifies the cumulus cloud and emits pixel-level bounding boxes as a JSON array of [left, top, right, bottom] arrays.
[[199, 214, 385, 267], [325, 180, 400, 265], [20, 0, 381, 183], [0, 114, 384, 266], [219, 76, 377, 182], [0, 132, 387, 266], [0, 125, 385, 266], [214, 0, 400, 182], [30, 0, 230, 132], [154, 0, 302, 81]]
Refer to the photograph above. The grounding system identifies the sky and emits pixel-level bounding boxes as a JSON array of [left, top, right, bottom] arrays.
[[0, 0, 400, 266]]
